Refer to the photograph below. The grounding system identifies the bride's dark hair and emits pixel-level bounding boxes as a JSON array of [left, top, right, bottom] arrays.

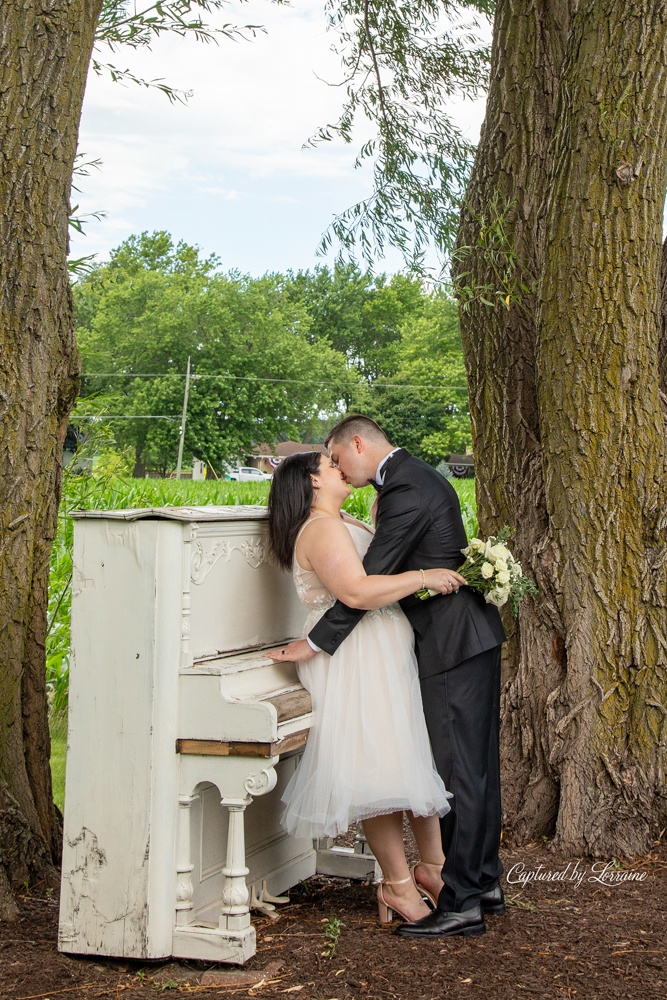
[[267, 451, 324, 570]]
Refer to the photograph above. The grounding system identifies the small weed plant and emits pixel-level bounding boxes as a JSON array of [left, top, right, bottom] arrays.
[[321, 916, 345, 958]]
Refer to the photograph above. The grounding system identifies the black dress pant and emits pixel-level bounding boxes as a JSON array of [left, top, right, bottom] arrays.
[[419, 645, 503, 913]]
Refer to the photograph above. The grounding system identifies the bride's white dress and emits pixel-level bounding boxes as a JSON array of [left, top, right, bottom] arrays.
[[281, 514, 452, 839]]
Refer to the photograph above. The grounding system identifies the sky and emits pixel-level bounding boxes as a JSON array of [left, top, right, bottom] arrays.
[[71, 1, 490, 277]]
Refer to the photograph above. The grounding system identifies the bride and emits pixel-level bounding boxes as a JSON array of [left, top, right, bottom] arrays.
[[266, 450, 456, 924]]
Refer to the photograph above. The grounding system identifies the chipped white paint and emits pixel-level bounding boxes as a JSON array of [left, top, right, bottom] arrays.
[[59, 507, 316, 964]]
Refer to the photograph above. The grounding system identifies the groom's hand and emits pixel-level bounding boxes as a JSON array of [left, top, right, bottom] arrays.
[[265, 639, 316, 663]]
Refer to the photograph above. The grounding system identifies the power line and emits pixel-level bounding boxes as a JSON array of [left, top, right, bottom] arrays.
[[74, 415, 178, 420], [81, 372, 469, 391]]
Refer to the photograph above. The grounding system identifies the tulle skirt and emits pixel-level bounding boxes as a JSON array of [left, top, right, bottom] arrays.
[[280, 603, 452, 840]]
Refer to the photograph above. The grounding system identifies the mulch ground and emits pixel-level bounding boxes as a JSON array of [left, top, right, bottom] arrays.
[[1, 833, 665, 1000]]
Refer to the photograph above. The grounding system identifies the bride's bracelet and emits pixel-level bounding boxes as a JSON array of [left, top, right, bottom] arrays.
[[415, 567, 434, 601]]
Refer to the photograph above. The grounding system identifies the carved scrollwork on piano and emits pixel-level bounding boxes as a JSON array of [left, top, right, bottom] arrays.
[[244, 765, 278, 798], [221, 879, 250, 910], [191, 539, 231, 584], [239, 538, 267, 570], [191, 537, 268, 584], [176, 872, 194, 904]]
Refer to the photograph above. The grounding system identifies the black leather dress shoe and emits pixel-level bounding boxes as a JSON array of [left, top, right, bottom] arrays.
[[396, 904, 486, 938], [480, 883, 506, 915]]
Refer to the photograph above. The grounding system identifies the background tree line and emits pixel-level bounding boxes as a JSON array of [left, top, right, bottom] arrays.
[[74, 230, 472, 475]]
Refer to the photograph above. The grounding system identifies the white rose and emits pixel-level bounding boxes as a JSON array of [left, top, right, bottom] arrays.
[[470, 538, 485, 553], [497, 584, 511, 598], [484, 541, 498, 563], [485, 589, 508, 607], [495, 558, 508, 572], [481, 561, 495, 579], [489, 543, 511, 562], [461, 544, 473, 558], [496, 569, 511, 584]]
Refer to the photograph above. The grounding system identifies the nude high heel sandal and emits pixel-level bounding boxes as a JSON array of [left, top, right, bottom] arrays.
[[377, 875, 415, 925], [410, 861, 443, 908]]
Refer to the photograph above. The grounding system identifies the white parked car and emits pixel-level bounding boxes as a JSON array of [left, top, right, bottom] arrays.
[[224, 466, 273, 482]]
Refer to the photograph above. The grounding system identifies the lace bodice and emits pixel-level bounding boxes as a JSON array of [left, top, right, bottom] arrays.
[[293, 514, 400, 632]]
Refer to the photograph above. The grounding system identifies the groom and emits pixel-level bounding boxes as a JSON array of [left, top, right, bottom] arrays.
[[275, 415, 507, 937]]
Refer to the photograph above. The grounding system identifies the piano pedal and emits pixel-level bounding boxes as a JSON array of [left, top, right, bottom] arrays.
[[250, 880, 290, 920], [262, 881, 290, 905]]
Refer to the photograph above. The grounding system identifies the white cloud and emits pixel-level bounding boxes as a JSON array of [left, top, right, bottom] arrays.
[[72, 1, 489, 273]]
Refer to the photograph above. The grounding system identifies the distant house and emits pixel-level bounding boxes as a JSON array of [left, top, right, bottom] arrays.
[[443, 453, 475, 478], [246, 441, 328, 475]]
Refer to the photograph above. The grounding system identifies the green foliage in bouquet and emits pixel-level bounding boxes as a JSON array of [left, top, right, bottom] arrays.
[[458, 526, 537, 616]]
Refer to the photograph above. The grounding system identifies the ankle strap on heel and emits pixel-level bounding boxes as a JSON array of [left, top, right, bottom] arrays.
[[379, 875, 413, 887]]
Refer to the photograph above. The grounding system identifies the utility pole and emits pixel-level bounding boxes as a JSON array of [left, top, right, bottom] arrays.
[[175, 356, 191, 480]]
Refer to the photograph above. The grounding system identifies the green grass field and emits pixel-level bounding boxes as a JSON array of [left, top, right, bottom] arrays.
[[48, 474, 477, 808], [50, 715, 68, 812]]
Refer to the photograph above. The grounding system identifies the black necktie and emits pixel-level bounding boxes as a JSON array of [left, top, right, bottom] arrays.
[[368, 479, 382, 492]]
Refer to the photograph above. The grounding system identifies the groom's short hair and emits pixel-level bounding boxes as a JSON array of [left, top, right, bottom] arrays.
[[325, 414, 389, 449]]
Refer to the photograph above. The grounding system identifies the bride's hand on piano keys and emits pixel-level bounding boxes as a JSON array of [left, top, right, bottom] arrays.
[[265, 639, 316, 662]]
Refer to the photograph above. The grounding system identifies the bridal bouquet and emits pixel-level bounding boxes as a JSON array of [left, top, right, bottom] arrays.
[[416, 526, 537, 615], [457, 526, 537, 614]]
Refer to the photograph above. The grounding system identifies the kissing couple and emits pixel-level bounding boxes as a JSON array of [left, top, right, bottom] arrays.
[[266, 414, 507, 938]]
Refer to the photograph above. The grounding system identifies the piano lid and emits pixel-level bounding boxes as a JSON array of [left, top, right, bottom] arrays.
[[70, 504, 269, 522]]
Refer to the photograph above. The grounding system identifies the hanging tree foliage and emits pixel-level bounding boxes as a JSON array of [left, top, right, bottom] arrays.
[[323, 0, 667, 855], [313, 0, 491, 267]]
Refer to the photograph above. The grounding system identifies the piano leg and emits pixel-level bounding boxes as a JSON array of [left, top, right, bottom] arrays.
[[218, 761, 279, 931], [175, 794, 196, 926], [173, 757, 278, 964], [219, 798, 251, 932]]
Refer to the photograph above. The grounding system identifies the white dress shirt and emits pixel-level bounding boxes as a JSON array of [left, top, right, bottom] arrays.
[[306, 447, 400, 652], [374, 447, 401, 486]]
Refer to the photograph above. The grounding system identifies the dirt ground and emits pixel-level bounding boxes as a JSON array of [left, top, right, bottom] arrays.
[[2, 834, 665, 1000]]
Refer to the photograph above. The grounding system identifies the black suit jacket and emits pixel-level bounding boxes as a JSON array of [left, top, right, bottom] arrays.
[[308, 449, 506, 677]]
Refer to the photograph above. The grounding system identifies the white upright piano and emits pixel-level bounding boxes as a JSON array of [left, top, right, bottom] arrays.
[[58, 505, 376, 965]]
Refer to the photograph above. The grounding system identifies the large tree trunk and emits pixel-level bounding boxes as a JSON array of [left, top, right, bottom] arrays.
[[660, 236, 667, 397], [0, 1, 102, 918], [455, 0, 667, 856]]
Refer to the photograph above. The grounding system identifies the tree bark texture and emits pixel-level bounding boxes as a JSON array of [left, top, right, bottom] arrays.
[[0, 1, 102, 916], [455, 0, 667, 857], [660, 236, 667, 397]]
